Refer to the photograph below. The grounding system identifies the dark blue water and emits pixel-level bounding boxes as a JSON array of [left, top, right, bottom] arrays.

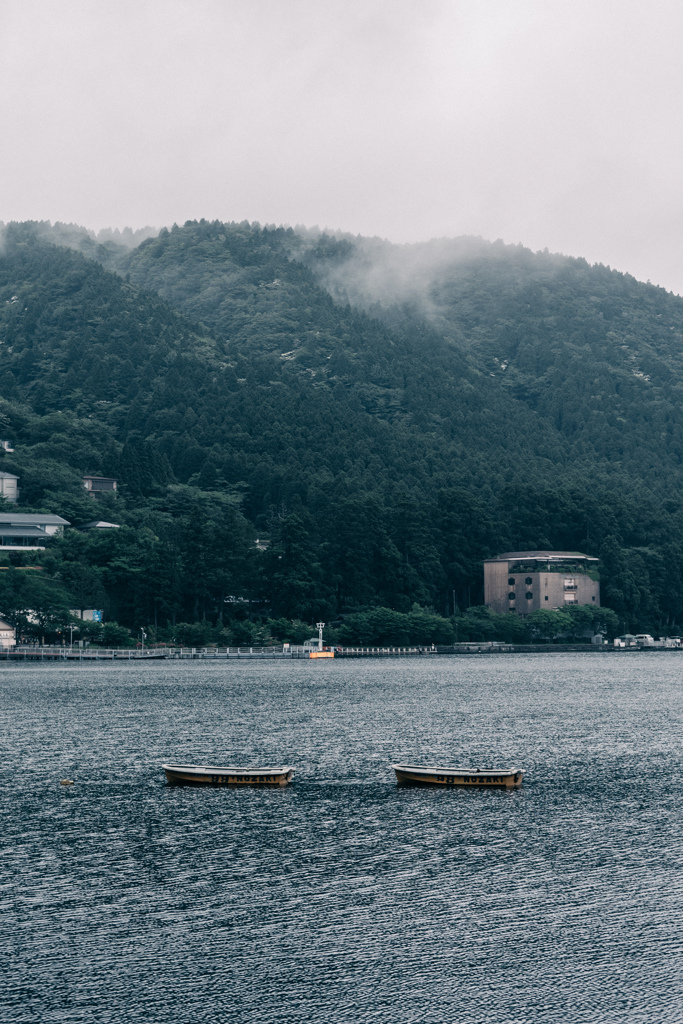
[[1, 655, 682, 1023]]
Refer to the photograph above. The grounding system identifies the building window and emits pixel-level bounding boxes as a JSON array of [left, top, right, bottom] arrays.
[[564, 578, 577, 591], [508, 577, 515, 585], [592, 596, 596, 601], [564, 594, 577, 604], [525, 577, 533, 585], [526, 592, 533, 600], [545, 595, 549, 601], [508, 593, 515, 601]]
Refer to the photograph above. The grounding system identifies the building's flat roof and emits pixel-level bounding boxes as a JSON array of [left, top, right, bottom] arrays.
[[0, 513, 69, 525], [485, 550, 598, 563]]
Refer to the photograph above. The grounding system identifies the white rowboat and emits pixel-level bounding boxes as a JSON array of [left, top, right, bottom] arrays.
[[163, 763, 294, 786], [392, 764, 523, 788]]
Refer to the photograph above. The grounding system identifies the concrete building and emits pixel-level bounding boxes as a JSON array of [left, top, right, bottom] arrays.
[[0, 513, 70, 550], [83, 476, 117, 497], [0, 472, 19, 503], [0, 618, 16, 648], [484, 551, 599, 615]]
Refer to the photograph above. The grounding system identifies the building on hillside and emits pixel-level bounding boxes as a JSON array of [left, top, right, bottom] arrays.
[[70, 609, 103, 622], [83, 476, 117, 497], [0, 618, 16, 648], [0, 472, 19, 503], [0, 440, 14, 453], [79, 520, 120, 530], [484, 551, 599, 615], [0, 513, 70, 550]]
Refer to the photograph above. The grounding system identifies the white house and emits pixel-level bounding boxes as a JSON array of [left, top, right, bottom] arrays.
[[0, 513, 70, 550], [0, 618, 16, 648], [0, 472, 19, 503]]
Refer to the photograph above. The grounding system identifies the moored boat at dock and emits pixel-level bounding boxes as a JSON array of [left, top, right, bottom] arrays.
[[163, 763, 294, 786], [391, 764, 523, 788]]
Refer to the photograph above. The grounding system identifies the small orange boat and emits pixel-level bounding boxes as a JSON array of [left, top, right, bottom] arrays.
[[392, 764, 523, 788], [163, 763, 294, 786]]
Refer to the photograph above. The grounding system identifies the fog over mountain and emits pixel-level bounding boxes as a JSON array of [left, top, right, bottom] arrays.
[[0, 221, 158, 253]]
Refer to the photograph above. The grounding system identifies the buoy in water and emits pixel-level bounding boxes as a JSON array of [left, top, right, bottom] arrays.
[[60, 779, 74, 786]]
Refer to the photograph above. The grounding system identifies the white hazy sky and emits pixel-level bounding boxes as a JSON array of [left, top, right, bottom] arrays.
[[2, 0, 683, 291]]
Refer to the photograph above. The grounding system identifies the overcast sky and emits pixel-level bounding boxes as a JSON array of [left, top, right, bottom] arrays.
[[2, 0, 683, 291]]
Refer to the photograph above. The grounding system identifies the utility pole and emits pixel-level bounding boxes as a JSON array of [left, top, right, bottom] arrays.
[[140, 629, 146, 653], [316, 622, 325, 651], [69, 624, 74, 650]]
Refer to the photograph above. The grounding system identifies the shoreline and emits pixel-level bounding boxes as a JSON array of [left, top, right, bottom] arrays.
[[0, 642, 678, 661]]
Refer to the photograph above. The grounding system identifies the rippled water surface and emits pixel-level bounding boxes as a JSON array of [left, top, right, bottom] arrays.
[[1, 654, 682, 1023]]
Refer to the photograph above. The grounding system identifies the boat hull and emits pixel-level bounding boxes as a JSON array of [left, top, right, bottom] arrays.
[[163, 764, 294, 786], [392, 765, 523, 788]]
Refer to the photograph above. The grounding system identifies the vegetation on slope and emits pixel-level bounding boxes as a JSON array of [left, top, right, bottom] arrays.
[[0, 219, 682, 642]]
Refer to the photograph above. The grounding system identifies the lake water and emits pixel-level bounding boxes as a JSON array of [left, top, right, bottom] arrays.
[[1, 654, 682, 1023]]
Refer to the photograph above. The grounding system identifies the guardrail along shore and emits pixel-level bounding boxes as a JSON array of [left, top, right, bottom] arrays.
[[0, 641, 678, 661]]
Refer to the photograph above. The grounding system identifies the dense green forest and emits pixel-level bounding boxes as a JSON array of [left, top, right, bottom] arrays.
[[1, 218, 682, 644]]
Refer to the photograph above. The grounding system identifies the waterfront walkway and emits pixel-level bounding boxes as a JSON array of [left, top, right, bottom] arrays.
[[0, 645, 302, 661], [0, 642, 674, 661]]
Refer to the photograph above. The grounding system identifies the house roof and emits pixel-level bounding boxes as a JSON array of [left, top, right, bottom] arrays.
[[485, 550, 598, 563], [0, 472, 19, 480], [0, 526, 52, 537], [0, 619, 14, 630], [79, 520, 120, 529], [0, 513, 69, 525]]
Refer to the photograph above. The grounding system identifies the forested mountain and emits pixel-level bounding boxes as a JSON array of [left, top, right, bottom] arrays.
[[309, 234, 683, 482], [1, 218, 682, 643]]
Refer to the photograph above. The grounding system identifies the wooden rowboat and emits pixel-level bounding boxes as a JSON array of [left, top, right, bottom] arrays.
[[163, 763, 294, 786], [392, 764, 523, 788]]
